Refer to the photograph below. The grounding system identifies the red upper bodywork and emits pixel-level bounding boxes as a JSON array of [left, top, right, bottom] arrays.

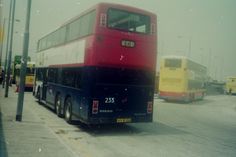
[[83, 3, 157, 71]]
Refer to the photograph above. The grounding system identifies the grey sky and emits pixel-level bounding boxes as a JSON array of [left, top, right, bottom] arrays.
[[1, 0, 236, 80]]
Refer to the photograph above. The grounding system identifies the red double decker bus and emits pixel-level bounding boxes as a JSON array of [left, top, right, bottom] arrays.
[[34, 3, 157, 124]]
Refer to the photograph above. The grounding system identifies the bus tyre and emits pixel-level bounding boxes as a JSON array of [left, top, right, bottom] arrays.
[[65, 97, 72, 124], [55, 94, 63, 117]]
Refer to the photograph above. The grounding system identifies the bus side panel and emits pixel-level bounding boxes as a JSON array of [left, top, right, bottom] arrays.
[[45, 82, 90, 121]]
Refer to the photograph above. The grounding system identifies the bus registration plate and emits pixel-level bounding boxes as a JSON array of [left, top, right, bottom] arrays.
[[116, 118, 132, 123]]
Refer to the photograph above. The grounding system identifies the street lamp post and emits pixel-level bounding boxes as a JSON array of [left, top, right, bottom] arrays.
[[188, 37, 192, 58], [2, 0, 13, 89], [5, 0, 16, 97], [16, 0, 32, 121]]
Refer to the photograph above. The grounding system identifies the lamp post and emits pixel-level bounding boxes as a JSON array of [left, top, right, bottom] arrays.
[[2, 0, 13, 89], [188, 37, 192, 58], [5, 0, 16, 97], [16, 0, 32, 121], [208, 48, 212, 77]]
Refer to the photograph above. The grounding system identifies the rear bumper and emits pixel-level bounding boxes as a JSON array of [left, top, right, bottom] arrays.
[[83, 115, 153, 124], [159, 91, 188, 101], [159, 91, 204, 101]]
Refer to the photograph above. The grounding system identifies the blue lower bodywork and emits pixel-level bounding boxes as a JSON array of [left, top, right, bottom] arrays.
[[38, 66, 155, 124]]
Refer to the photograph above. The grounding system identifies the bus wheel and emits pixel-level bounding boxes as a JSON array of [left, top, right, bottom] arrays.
[[55, 94, 63, 117], [65, 97, 72, 124]]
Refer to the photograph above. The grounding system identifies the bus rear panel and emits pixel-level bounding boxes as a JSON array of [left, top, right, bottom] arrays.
[[159, 57, 206, 102], [84, 67, 154, 124]]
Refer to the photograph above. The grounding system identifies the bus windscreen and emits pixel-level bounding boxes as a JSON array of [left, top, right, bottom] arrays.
[[164, 59, 182, 68], [107, 8, 150, 34]]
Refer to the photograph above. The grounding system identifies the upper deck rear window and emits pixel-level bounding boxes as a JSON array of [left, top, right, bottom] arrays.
[[165, 59, 182, 68], [107, 8, 150, 34]]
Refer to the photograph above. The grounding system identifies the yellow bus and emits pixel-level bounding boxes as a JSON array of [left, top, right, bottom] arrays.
[[15, 62, 35, 90], [225, 77, 236, 95], [159, 56, 207, 102]]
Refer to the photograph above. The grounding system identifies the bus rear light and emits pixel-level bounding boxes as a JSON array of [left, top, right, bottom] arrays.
[[92, 100, 99, 114], [147, 101, 153, 113], [100, 13, 107, 27]]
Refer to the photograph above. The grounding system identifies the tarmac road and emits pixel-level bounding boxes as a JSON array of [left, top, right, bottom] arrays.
[[28, 93, 236, 157], [1, 88, 236, 157]]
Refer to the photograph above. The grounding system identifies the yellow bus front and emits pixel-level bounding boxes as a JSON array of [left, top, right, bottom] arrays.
[[15, 63, 35, 89], [25, 64, 35, 88], [25, 74, 35, 88]]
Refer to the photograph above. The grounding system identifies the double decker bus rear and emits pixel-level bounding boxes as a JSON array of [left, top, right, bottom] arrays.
[[34, 3, 157, 124], [86, 4, 157, 123], [15, 62, 35, 90], [159, 56, 206, 102]]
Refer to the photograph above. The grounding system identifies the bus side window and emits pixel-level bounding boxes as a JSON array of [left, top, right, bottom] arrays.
[[76, 69, 82, 89], [48, 68, 58, 83], [62, 69, 76, 88]]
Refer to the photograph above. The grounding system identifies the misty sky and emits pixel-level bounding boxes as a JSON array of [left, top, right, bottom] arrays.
[[1, 0, 236, 80]]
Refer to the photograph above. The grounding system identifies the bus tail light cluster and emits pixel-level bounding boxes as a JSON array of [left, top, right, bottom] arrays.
[[147, 101, 153, 113], [92, 100, 99, 114], [100, 13, 107, 27]]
